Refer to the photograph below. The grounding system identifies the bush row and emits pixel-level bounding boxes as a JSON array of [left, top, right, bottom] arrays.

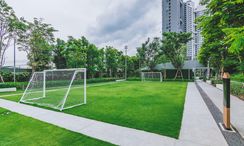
[[231, 73, 244, 82], [0, 71, 31, 82], [0, 78, 119, 90], [230, 81, 244, 99], [211, 79, 223, 85], [210, 79, 244, 100], [0, 82, 28, 90]]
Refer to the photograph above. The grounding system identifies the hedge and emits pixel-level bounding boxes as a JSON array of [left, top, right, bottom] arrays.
[[210, 79, 244, 99], [0, 71, 31, 82], [0, 82, 28, 90], [231, 81, 244, 99], [231, 73, 244, 82], [0, 78, 119, 90]]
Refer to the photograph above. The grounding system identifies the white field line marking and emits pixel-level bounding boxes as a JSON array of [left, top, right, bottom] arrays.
[[0, 81, 121, 98]]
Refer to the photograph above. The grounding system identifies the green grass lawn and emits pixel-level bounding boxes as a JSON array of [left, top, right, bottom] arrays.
[[0, 108, 113, 146], [0, 81, 187, 138]]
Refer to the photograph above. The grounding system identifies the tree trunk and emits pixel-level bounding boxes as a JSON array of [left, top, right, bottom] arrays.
[[174, 69, 183, 80]]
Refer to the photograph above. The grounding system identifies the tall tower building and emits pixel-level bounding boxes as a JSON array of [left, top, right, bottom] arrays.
[[162, 0, 184, 33], [184, 0, 195, 60], [162, 0, 205, 60], [194, 5, 206, 60]]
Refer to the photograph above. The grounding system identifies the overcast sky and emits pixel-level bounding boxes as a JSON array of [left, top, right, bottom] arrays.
[[4, 0, 199, 67]]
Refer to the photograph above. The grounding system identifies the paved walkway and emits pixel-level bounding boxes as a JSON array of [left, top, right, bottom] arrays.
[[179, 83, 228, 146], [0, 83, 228, 146], [197, 81, 244, 138]]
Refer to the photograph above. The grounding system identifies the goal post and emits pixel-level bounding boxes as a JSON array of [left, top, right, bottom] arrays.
[[141, 72, 163, 82], [20, 68, 87, 111]]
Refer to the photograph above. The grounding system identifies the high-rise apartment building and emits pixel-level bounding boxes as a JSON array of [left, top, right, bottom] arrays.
[[162, 0, 184, 33], [184, 0, 195, 60], [162, 0, 206, 60], [194, 5, 206, 60]]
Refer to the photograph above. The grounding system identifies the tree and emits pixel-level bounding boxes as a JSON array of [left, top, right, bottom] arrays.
[[127, 56, 140, 77], [223, 27, 244, 74], [97, 48, 106, 77], [0, 0, 24, 69], [145, 37, 161, 71], [86, 44, 99, 78], [197, 0, 244, 75], [136, 44, 146, 69], [105, 46, 120, 77], [18, 18, 56, 72], [53, 38, 67, 69], [161, 32, 191, 79], [223, 27, 244, 64], [64, 36, 88, 68], [137, 38, 160, 71]]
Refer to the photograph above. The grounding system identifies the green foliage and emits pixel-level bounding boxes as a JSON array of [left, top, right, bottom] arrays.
[[0, 82, 28, 90], [197, 0, 244, 74], [161, 32, 191, 70], [222, 55, 239, 73], [0, 71, 30, 82], [223, 27, 244, 66], [53, 38, 67, 69], [127, 56, 140, 76], [18, 18, 56, 72], [105, 46, 121, 77], [0, 0, 25, 68], [230, 81, 244, 99], [210, 79, 222, 85], [86, 44, 100, 78], [52, 36, 139, 78], [64, 36, 88, 68], [137, 38, 161, 71], [231, 74, 244, 82]]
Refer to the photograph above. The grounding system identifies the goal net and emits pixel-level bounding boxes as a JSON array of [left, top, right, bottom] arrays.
[[141, 72, 163, 82], [20, 68, 86, 111]]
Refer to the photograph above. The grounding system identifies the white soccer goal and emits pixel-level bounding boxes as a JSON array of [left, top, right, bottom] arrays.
[[20, 68, 86, 111], [141, 72, 163, 82]]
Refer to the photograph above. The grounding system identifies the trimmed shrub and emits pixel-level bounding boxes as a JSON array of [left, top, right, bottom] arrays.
[[0, 71, 31, 82], [231, 81, 244, 99], [0, 82, 28, 90], [231, 74, 244, 82]]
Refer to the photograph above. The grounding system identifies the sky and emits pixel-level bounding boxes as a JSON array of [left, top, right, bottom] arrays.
[[4, 0, 199, 67]]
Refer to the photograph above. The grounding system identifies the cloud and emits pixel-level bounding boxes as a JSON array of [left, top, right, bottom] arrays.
[[87, 0, 162, 54], [4, 0, 199, 65]]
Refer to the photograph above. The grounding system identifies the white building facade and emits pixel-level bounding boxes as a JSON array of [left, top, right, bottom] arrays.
[[162, 0, 206, 60], [194, 5, 206, 60]]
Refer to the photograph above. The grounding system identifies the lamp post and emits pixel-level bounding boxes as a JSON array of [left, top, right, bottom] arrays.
[[124, 46, 128, 80], [13, 38, 16, 83]]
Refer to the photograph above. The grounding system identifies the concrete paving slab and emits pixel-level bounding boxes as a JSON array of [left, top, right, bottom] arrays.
[[197, 81, 244, 137], [174, 140, 208, 146], [81, 121, 176, 146], [179, 83, 228, 146]]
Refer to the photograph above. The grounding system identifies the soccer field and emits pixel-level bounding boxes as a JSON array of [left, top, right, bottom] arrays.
[[0, 81, 187, 138], [67, 81, 187, 138]]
